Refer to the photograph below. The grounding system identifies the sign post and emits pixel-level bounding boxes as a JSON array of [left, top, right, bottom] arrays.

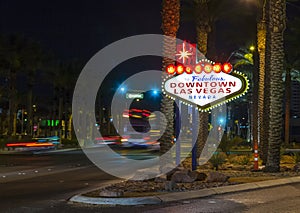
[[163, 41, 249, 170]]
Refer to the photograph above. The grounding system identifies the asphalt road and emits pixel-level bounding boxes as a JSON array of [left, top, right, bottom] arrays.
[[0, 148, 159, 212]]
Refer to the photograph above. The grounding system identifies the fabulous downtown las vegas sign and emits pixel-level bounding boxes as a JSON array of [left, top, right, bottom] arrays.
[[162, 58, 249, 112]]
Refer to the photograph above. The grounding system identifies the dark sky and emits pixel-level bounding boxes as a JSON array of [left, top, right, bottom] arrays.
[[0, 0, 165, 60], [0, 0, 265, 66], [1, 1, 299, 61], [1, 0, 299, 112]]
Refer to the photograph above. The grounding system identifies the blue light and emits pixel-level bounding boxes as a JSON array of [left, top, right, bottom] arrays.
[[219, 118, 224, 124], [119, 86, 126, 93], [152, 89, 159, 96]]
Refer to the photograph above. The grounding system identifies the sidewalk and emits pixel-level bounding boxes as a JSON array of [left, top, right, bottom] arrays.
[[69, 176, 300, 206]]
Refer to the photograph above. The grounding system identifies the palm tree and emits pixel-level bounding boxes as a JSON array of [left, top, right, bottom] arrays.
[[181, 0, 242, 159], [160, 0, 180, 155], [0, 35, 25, 136], [264, 0, 286, 172], [46, 60, 81, 140], [22, 40, 44, 136], [253, 0, 268, 165]]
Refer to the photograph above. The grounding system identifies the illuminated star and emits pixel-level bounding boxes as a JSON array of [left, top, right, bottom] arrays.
[[176, 42, 193, 64]]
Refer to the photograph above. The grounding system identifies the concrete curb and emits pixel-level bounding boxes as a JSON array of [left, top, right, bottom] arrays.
[[33, 148, 81, 154], [69, 176, 300, 206], [0, 148, 80, 155], [70, 195, 162, 205]]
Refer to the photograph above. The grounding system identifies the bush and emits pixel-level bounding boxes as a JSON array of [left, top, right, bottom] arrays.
[[61, 139, 79, 147], [229, 155, 252, 166], [280, 155, 296, 164], [218, 135, 244, 154], [294, 153, 300, 163], [209, 152, 227, 171]]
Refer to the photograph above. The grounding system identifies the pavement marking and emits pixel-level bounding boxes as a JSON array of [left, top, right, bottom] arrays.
[[0, 165, 93, 183]]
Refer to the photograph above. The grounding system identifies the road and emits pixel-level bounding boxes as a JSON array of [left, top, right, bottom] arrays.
[[0, 147, 159, 212], [1, 148, 300, 213]]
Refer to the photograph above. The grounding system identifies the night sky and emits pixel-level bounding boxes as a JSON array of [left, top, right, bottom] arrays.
[[0, 0, 163, 60], [1, 1, 299, 61], [0, 0, 257, 61], [1, 0, 299, 110]]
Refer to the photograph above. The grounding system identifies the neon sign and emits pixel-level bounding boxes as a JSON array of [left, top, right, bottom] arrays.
[[163, 57, 249, 112]]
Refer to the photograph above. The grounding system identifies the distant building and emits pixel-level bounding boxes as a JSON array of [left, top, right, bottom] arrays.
[[290, 81, 300, 142], [291, 81, 300, 118]]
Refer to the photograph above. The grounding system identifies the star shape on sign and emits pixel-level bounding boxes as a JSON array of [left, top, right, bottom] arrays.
[[176, 42, 193, 64]]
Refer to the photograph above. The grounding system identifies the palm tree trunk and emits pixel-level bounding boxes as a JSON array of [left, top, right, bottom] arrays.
[[252, 43, 259, 170], [160, 0, 180, 156], [195, 2, 210, 158], [26, 78, 33, 136], [284, 68, 291, 146], [8, 69, 17, 136], [265, 0, 286, 172], [58, 88, 64, 140], [257, 20, 267, 164], [261, 0, 271, 165]]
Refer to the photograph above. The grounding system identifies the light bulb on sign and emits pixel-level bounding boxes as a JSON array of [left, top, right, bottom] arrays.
[[222, 63, 233, 73], [176, 65, 185, 74], [166, 64, 176, 75]]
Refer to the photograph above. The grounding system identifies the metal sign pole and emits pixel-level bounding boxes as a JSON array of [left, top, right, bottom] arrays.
[[192, 107, 197, 171], [175, 99, 181, 165]]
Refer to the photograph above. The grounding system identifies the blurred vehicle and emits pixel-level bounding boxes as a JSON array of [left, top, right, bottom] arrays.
[[94, 136, 122, 147], [122, 132, 159, 149], [5, 139, 55, 152], [33, 136, 60, 145]]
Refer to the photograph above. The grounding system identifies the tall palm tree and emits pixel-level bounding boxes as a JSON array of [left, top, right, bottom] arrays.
[[181, 0, 242, 158], [264, 0, 286, 172], [253, 0, 268, 165], [46, 60, 80, 139], [160, 0, 180, 155], [22, 40, 44, 136], [0, 35, 25, 136], [192, 0, 210, 159]]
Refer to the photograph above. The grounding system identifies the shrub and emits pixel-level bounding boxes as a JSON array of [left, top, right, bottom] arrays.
[[217, 135, 231, 154], [294, 153, 300, 163], [229, 155, 251, 166], [209, 152, 227, 171], [61, 139, 79, 147], [280, 155, 296, 164], [218, 136, 244, 155]]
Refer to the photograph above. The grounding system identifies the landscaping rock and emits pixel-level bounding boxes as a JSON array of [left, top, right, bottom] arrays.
[[280, 166, 292, 172], [206, 172, 229, 183], [99, 190, 124, 197], [197, 172, 208, 181], [188, 171, 207, 181], [164, 180, 178, 191], [154, 175, 167, 183], [171, 171, 194, 183], [293, 163, 300, 172]]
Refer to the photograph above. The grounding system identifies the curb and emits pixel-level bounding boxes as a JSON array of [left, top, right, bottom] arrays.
[[33, 148, 81, 154], [0, 148, 80, 155], [70, 195, 162, 205], [69, 176, 300, 206]]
